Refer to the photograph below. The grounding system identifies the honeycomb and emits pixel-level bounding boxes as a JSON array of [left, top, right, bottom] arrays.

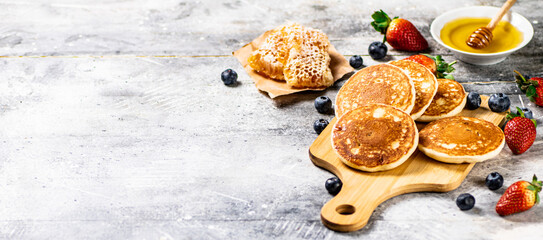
[[284, 44, 333, 88], [248, 23, 333, 88]]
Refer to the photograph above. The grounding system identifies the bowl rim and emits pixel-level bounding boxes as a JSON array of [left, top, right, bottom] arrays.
[[430, 6, 534, 57]]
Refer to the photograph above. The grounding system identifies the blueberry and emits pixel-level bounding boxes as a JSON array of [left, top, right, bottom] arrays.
[[313, 119, 329, 134], [325, 177, 342, 195], [503, 107, 534, 129], [221, 69, 238, 85], [456, 193, 475, 211], [514, 107, 533, 119], [465, 92, 481, 110], [488, 93, 510, 113], [349, 55, 364, 69], [315, 96, 333, 114], [485, 172, 504, 190], [368, 42, 388, 60]]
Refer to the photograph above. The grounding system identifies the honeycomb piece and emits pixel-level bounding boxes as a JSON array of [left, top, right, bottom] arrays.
[[284, 44, 334, 88], [283, 23, 329, 52], [248, 48, 286, 80], [248, 23, 332, 87], [248, 28, 288, 80]]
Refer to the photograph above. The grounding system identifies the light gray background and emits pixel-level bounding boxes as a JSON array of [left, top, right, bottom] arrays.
[[1, 0, 542, 239]]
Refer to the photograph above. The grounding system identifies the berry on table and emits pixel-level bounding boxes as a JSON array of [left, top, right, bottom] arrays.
[[368, 41, 387, 60], [503, 107, 534, 130], [404, 54, 437, 74], [504, 108, 537, 154], [313, 119, 329, 134], [514, 107, 533, 119], [325, 177, 342, 195], [456, 193, 475, 210], [486, 172, 504, 190], [496, 175, 542, 216], [488, 93, 510, 112], [515, 70, 543, 107], [465, 92, 481, 110], [221, 69, 238, 85], [349, 55, 364, 69], [370, 10, 428, 51], [314, 96, 333, 114]]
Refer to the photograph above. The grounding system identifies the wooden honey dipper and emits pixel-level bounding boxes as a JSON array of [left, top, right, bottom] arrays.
[[466, 0, 517, 49]]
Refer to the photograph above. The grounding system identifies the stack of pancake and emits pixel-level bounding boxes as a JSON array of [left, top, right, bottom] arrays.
[[332, 60, 504, 172]]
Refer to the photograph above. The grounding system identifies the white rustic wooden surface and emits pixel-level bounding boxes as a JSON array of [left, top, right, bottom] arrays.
[[1, 0, 543, 239]]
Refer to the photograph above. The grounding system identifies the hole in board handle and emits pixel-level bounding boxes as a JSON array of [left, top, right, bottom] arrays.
[[336, 204, 355, 215]]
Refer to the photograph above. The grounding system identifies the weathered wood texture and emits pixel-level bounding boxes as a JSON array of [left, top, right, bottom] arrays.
[[1, 0, 543, 239]]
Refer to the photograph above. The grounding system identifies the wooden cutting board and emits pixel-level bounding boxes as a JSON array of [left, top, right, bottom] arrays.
[[309, 96, 507, 232]]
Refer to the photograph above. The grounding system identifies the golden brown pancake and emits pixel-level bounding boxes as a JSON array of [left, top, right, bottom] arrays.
[[418, 116, 505, 163], [418, 78, 466, 122], [332, 104, 419, 172], [389, 60, 438, 120], [335, 64, 416, 118]]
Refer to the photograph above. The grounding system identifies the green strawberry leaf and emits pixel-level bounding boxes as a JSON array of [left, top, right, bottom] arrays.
[[421, 54, 456, 79], [517, 107, 525, 118], [430, 55, 456, 79], [532, 119, 538, 127], [531, 175, 542, 194], [505, 113, 517, 120], [527, 185, 536, 191], [514, 70, 527, 83], [370, 22, 380, 32], [444, 74, 455, 80], [515, 70, 541, 99], [527, 85, 537, 98], [370, 10, 392, 35]]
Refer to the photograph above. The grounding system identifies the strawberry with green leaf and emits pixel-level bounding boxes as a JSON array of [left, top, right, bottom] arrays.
[[514, 70, 543, 107], [496, 175, 542, 216], [371, 10, 428, 52], [404, 54, 456, 80], [504, 107, 537, 154], [404, 54, 436, 74]]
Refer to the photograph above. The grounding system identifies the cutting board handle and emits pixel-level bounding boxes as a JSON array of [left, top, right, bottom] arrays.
[[320, 178, 382, 232]]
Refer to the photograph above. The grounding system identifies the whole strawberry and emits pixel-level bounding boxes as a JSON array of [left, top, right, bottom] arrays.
[[404, 54, 436, 74], [504, 107, 537, 154], [515, 70, 543, 107], [404, 54, 456, 79], [371, 10, 428, 52], [496, 175, 542, 216]]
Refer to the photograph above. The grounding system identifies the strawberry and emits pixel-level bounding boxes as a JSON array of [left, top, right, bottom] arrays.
[[504, 107, 537, 154], [404, 55, 436, 74], [496, 175, 542, 216], [404, 54, 456, 80], [515, 70, 543, 107], [371, 10, 428, 52]]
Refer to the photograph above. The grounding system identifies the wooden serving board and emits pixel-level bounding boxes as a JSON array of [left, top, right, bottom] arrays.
[[309, 96, 507, 232]]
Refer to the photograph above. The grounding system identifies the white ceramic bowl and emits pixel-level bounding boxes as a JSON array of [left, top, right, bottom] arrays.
[[430, 6, 533, 65]]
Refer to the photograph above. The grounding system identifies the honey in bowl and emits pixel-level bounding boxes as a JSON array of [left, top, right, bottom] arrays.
[[440, 17, 523, 54]]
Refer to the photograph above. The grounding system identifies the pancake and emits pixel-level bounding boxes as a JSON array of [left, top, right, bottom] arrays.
[[335, 64, 416, 118], [332, 104, 419, 172], [389, 60, 438, 120], [418, 116, 505, 164], [418, 78, 466, 122]]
